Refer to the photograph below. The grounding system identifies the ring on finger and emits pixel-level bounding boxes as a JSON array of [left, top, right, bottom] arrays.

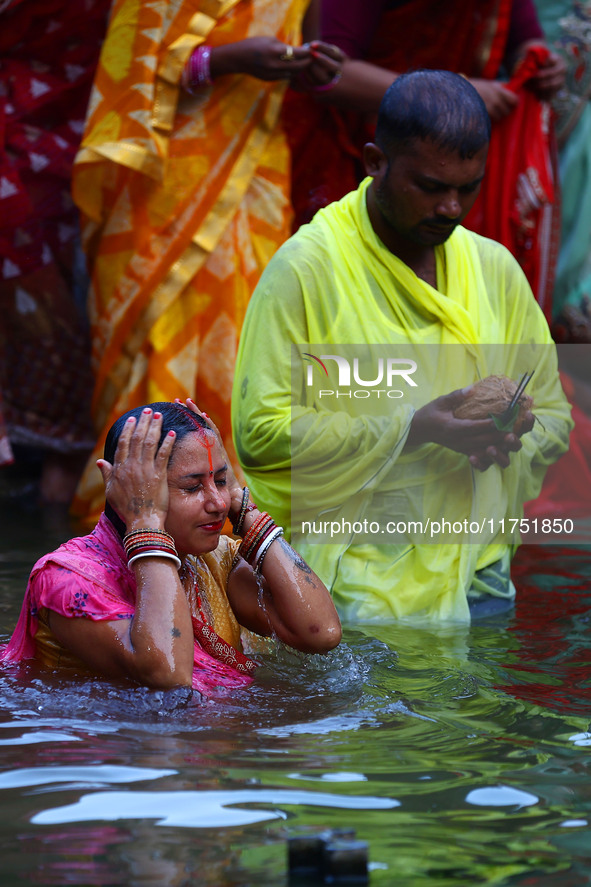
[[280, 44, 295, 61]]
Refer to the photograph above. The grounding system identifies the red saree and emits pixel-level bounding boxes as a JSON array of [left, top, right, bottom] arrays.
[[284, 0, 511, 226], [0, 0, 111, 465], [464, 46, 560, 321]]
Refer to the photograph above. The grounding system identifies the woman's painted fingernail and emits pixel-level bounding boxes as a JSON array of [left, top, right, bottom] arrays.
[[168, 430, 175, 437], [127, 416, 135, 423], [143, 408, 152, 414], [154, 412, 162, 419]]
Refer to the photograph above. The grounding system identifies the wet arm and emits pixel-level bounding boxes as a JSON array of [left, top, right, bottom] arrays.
[[46, 558, 194, 688]]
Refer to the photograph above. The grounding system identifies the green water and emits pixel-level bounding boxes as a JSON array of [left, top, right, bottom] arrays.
[[0, 511, 590, 886]]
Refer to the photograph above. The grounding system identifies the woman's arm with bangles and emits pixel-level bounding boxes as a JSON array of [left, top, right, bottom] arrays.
[[226, 511, 342, 654]]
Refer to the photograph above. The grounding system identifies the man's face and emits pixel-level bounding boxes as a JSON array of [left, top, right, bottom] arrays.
[[368, 137, 488, 248]]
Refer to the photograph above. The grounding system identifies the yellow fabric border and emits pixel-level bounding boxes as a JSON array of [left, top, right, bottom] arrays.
[[76, 140, 166, 181], [131, 85, 285, 345]]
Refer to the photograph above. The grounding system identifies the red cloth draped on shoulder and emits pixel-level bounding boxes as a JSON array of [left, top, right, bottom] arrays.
[[464, 46, 560, 322]]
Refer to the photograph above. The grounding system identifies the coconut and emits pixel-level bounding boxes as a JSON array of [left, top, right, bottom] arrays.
[[453, 374, 534, 434]]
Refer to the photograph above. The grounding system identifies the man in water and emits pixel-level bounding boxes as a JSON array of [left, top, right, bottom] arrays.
[[232, 70, 572, 622]]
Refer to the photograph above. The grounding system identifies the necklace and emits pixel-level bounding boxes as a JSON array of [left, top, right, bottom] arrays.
[[180, 557, 258, 676]]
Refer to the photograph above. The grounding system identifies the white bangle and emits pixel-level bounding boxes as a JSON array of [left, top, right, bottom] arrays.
[[128, 550, 182, 570], [254, 527, 284, 574]]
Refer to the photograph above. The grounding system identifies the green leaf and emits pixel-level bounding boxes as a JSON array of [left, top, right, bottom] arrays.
[[490, 403, 519, 432]]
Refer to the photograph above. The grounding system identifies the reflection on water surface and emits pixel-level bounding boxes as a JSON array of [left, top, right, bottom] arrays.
[[0, 509, 590, 885]]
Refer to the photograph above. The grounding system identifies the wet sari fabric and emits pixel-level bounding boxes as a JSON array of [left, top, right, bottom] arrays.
[[284, 0, 559, 311]]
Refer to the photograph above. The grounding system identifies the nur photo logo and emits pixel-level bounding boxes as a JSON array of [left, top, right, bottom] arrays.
[[302, 352, 417, 399]]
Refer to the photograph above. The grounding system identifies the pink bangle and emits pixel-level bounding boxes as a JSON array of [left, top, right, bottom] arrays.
[[311, 70, 342, 93], [183, 45, 213, 94]]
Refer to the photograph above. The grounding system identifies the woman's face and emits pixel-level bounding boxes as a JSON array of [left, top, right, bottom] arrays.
[[164, 431, 231, 558]]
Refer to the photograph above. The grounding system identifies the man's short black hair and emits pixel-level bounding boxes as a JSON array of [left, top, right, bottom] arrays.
[[375, 69, 491, 159]]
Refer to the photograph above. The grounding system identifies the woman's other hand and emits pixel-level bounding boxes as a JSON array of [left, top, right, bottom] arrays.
[[527, 49, 567, 100], [97, 408, 175, 530], [227, 533, 342, 654], [468, 79, 519, 121], [509, 41, 567, 100]]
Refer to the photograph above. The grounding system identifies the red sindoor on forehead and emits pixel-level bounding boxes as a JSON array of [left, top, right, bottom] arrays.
[[199, 433, 214, 474]]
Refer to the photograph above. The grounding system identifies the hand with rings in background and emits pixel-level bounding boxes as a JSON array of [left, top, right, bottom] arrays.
[[292, 40, 345, 92]]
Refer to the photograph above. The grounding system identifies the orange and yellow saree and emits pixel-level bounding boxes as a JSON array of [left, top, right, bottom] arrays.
[[72, 0, 308, 520]]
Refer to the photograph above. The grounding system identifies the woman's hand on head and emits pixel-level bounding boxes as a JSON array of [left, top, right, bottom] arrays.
[[97, 408, 175, 530]]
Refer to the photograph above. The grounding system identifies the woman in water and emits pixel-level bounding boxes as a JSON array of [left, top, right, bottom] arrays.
[[2, 401, 341, 695]]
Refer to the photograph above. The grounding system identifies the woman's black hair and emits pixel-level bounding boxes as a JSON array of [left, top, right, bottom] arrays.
[[375, 69, 491, 160], [104, 402, 210, 536]]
